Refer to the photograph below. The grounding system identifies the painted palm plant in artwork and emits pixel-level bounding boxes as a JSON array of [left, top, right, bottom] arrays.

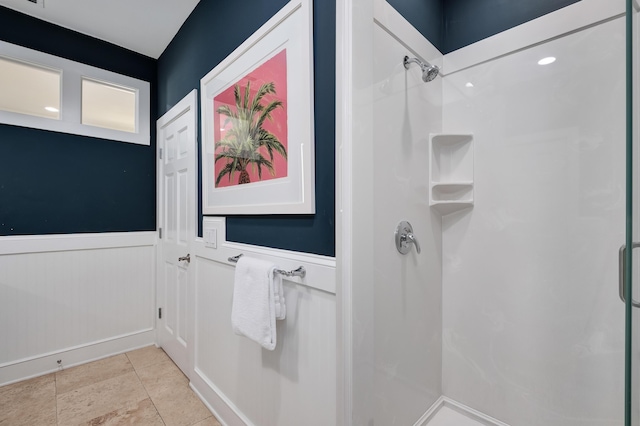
[[215, 81, 287, 185]]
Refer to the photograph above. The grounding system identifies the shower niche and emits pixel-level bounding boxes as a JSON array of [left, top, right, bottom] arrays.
[[429, 133, 474, 215]]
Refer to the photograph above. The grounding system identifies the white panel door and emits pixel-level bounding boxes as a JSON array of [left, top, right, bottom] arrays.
[[156, 90, 197, 377]]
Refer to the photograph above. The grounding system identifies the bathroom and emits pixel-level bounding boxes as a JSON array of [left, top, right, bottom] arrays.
[[0, 0, 638, 425]]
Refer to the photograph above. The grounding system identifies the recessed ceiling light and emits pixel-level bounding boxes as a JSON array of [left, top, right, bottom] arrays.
[[465, 82, 474, 88], [538, 57, 556, 65], [45, 106, 59, 112]]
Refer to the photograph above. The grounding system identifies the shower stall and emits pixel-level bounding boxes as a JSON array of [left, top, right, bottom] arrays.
[[338, 0, 639, 424]]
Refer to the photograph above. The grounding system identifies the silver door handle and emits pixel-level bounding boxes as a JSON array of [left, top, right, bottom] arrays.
[[619, 243, 640, 307], [178, 253, 191, 263]]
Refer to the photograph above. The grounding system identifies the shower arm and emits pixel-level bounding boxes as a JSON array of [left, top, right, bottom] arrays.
[[403, 56, 423, 70]]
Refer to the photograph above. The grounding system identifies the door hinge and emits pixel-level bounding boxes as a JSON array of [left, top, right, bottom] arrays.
[[158, 307, 162, 319], [159, 148, 163, 159], [159, 228, 162, 239]]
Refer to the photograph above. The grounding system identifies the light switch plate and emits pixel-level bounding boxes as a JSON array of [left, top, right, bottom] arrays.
[[204, 228, 217, 248]]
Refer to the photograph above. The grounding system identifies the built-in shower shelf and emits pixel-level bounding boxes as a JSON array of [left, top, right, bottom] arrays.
[[429, 134, 474, 215], [431, 200, 474, 215], [431, 182, 473, 197]]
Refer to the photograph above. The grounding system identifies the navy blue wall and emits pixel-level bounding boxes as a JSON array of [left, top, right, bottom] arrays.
[[387, 0, 581, 54], [0, 0, 576, 249], [158, 1, 336, 257], [385, 0, 445, 52], [443, 0, 580, 52], [0, 6, 157, 236]]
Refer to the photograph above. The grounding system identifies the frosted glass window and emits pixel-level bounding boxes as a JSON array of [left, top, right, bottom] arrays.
[[0, 40, 150, 145], [82, 78, 136, 133], [0, 57, 61, 119]]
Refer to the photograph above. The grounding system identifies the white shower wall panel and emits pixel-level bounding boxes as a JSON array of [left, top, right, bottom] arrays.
[[441, 17, 625, 426], [371, 18, 443, 425]]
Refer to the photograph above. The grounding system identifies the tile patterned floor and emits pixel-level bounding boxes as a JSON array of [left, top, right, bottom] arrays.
[[0, 346, 221, 426]]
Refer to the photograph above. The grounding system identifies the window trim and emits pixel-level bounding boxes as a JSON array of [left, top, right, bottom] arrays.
[[0, 40, 150, 145]]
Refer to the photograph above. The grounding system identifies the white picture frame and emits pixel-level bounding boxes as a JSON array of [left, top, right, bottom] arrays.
[[200, 1, 315, 215]]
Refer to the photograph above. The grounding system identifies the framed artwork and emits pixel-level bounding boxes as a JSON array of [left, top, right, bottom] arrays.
[[200, 1, 315, 215]]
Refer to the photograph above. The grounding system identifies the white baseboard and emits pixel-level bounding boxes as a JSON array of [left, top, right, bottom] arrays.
[[189, 382, 232, 426], [415, 396, 511, 426], [190, 367, 255, 426], [0, 329, 155, 386]]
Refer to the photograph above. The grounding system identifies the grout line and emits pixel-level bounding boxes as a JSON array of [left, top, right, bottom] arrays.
[[141, 380, 167, 426], [133, 361, 167, 426], [128, 349, 215, 425], [54, 373, 59, 426], [62, 348, 216, 426], [125, 347, 174, 374], [53, 355, 136, 398]]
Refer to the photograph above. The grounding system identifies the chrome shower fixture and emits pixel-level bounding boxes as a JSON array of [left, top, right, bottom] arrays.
[[403, 55, 440, 82]]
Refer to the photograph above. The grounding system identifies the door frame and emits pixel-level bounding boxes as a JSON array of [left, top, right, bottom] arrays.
[[156, 89, 198, 378]]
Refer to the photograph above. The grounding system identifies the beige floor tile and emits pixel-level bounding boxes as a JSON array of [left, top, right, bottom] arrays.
[[84, 398, 164, 426], [136, 358, 188, 396], [57, 371, 147, 425], [126, 346, 170, 371], [136, 357, 211, 425], [0, 374, 57, 426], [149, 384, 212, 426], [56, 354, 134, 394], [3, 348, 217, 426], [192, 416, 222, 426]]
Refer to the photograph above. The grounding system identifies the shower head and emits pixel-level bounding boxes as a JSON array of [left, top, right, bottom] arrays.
[[403, 56, 440, 82], [422, 65, 440, 82]]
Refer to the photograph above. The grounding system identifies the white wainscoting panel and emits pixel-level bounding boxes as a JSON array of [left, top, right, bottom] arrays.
[[190, 219, 337, 426], [0, 232, 156, 385]]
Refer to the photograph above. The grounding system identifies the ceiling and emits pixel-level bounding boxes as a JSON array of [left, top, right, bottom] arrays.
[[0, 0, 200, 59]]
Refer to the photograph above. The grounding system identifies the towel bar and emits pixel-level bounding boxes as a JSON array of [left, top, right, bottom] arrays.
[[228, 253, 306, 278]]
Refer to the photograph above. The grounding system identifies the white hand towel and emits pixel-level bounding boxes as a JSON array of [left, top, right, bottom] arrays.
[[273, 272, 286, 320], [231, 256, 286, 350]]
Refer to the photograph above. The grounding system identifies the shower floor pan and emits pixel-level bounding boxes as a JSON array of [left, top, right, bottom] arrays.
[[417, 397, 510, 426], [427, 406, 486, 426]]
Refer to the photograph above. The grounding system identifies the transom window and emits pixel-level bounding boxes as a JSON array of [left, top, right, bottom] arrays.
[[0, 40, 150, 145], [82, 78, 137, 133], [0, 57, 61, 120]]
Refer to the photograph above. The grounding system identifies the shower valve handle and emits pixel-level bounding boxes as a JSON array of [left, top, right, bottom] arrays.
[[404, 233, 421, 254], [395, 221, 421, 255]]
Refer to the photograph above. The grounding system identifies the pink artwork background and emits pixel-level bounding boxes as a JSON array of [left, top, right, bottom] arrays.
[[213, 49, 288, 187]]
